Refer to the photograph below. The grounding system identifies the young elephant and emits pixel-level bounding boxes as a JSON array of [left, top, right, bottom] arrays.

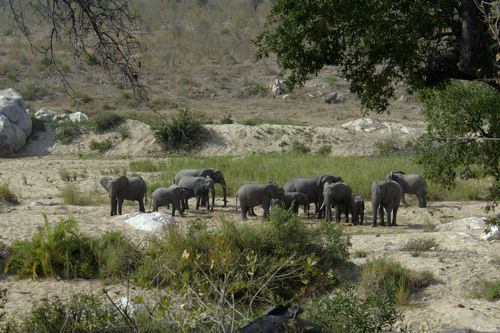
[[322, 182, 352, 222], [177, 176, 215, 211], [236, 183, 285, 219], [100, 175, 147, 216], [274, 192, 310, 216], [151, 187, 184, 216], [174, 168, 228, 207], [371, 180, 403, 227], [384, 171, 427, 207], [350, 195, 365, 225]]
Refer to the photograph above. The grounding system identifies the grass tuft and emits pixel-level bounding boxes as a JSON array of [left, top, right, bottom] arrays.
[[401, 238, 439, 255], [0, 182, 19, 204], [89, 139, 113, 153], [61, 184, 97, 206], [478, 280, 500, 301]]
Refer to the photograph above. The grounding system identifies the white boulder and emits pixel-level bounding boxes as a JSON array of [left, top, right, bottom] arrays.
[[435, 217, 486, 232], [0, 88, 32, 156], [341, 118, 385, 132], [68, 112, 89, 122], [114, 297, 147, 315], [480, 225, 500, 241], [118, 212, 175, 232], [35, 108, 57, 119]]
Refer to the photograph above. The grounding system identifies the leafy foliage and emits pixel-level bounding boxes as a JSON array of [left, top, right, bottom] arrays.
[[55, 122, 81, 144], [479, 279, 500, 301], [309, 284, 401, 333], [89, 139, 113, 153], [414, 81, 500, 209], [4, 218, 97, 279], [152, 108, 206, 150], [255, 0, 499, 112], [4, 218, 139, 281], [136, 208, 350, 309]]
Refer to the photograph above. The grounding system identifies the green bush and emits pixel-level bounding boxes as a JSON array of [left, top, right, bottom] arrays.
[[55, 122, 81, 144], [479, 279, 500, 301], [136, 209, 350, 307], [317, 144, 331, 156], [92, 231, 142, 282], [152, 108, 206, 150], [90, 113, 125, 133], [4, 218, 97, 279], [375, 136, 403, 156], [309, 284, 401, 333], [89, 139, 113, 153], [0, 182, 19, 204], [237, 82, 267, 98], [360, 257, 434, 306]]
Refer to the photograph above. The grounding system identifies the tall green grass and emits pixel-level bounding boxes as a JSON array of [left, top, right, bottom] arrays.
[[129, 153, 489, 201]]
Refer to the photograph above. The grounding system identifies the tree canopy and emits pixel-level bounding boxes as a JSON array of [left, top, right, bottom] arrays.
[[255, 0, 499, 112]]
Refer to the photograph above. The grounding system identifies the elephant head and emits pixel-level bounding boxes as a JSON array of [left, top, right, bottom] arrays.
[[206, 168, 227, 207], [100, 175, 129, 216]]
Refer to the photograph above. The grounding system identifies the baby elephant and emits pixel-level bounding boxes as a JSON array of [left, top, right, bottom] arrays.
[[151, 187, 184, 216], [236, 183, 285, 220], [350, 195, 365, 225], [272, 192, 310, 216]]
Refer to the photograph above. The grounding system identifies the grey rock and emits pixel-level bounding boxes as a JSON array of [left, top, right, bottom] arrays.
[[0, 88, 32, 156], [323, 92, 338, 104]]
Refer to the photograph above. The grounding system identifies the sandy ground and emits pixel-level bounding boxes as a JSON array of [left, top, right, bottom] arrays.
[[1, 133, 499, 331]]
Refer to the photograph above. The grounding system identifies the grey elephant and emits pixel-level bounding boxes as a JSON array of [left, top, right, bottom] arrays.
[[283, 174, 343, 218], [371, 180, 403, 227], [272, 192, 310, 216], [151, 186, 184, 216], [236, 183, 285, 219], [100, 175, 147, 216], [384, 171, 427, 207], [177, 176, 215, 211], [350, 195, 365, 225], [322, 182, 352, 222], [174, 168, 227, 207]]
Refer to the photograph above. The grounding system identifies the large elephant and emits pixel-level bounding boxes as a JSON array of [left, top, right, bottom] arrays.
[[177, 176, 215, 211], [100, 176, 147, 216], [283, 174, 343, 218], [371, 180, 403, 227], [151, 186, 184, 216], [236, 183, 285, 219], [322, 182, 352, 222], [271, 191, 310, 216], [174, 168, 227, 207], [350, 195, 365, 225], [384, 171, 427, 207]]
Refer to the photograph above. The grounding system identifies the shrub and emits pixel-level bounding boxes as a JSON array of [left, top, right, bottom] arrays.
[[375, 136, 403, 156], [89, 139, 113, 153], [479, 280, 500, 301], [58, 168, 78, 181], [309, 284, 401, 333], [61, 184, 96, 206], [0, 182, 19, 204], [90, 113, 125, 133], [15, 81, 48, 101], [92, 231, 142, 282], [152, 108, 205, 150], [219, 114, 234, 124], [136, 209, 350, 308], [4, 217, 97, 279], [360, 257, 434, 306], [401, 238, 439, 255], [291, 141, 310, 154], [317, 144, 331, 156], [55, 122, 80, 144], [237, 82, 267, 98]]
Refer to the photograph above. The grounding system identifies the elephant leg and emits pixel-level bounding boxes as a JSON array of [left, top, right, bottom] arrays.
[[335, 205, 341, 222], [195, 195, 201, 210], [139, 199, 145, 213], [118, 199, 124, 215], [391, 207, 399, 226], [241, 204, 248, 219], [305, 204, 309, 217], [386, 207, 392, 227], [418, 191, 427, 208], [262, 202, 270, 219], [248, 207, 257, 216], [401, 193, 408, 207], [379, 206, 385, 226], [372, 205, 378, 227], [361, 211, 365, 225], [344, 204, 349, 223]]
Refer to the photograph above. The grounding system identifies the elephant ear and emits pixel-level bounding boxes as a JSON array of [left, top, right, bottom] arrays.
[[100, 176, 112, 193]]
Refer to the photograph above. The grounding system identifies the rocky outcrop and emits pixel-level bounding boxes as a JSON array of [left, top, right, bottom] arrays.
[[0, 89, 32, 156]]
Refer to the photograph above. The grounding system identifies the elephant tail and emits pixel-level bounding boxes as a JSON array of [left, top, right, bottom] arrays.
[[235, 194, 238, 213]]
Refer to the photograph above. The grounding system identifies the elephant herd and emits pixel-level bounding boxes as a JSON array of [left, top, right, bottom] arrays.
[[99, 168, 427, 227]]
